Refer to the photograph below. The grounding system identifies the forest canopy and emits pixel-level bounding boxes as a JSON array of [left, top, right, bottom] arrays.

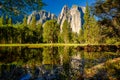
[[0, 0, 46, 15], [91, 0, 120, 43]]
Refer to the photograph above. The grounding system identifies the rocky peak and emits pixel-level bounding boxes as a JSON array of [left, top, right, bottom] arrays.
[[71, 5, 79, 10], [27, 10, 57, 25], [58, 5, 85, 33], [58, 5, 71, 31], [70, 5, 85, 33], [61, 5, 69, 14]]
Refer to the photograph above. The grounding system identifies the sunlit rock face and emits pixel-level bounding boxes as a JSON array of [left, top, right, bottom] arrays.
[[58, 5, 85, 33], [27, 5, 85, 33], [27, 10, 57, 25], [57, 5, 71, 31]]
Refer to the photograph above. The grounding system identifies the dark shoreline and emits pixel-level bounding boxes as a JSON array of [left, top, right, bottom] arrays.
[[76, 44, 120, 52]]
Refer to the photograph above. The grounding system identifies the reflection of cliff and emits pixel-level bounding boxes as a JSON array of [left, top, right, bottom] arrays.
[[70, 53, 81, 70]]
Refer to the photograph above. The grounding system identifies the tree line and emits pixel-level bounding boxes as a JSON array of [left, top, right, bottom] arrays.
[[0, 1, 120, 44]]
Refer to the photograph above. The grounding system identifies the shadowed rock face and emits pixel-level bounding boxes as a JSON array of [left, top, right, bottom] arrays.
[[58, 5, 85, 33], [27, 10, 57, 25]]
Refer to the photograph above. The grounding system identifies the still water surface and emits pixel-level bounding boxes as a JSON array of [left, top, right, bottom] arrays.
[[0, 46, 120, 80]]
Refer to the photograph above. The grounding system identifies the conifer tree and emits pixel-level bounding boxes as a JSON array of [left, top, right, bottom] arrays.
[[30, 16, 36, 29], [89, 15, 101, 44], [43, 20, 60, 43], [92, 0, 120, 44], [71, 32, 79, 43], [0, 0, 45, 15], [78, 29, 84, 43], [36, 23, 43, 43], [8, 17, 12, 26], [83, 2, 91, 43], [23, 16, 27, 27], [61, 20, 71, 43], [83, 2, 101, 44], [5, 15, 9, 25], [0, 16, 4, 26]]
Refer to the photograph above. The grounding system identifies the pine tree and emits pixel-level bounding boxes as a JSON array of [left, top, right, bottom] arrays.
[[5, 15, 9, 25], [83, 2, 91, 43], [36, 23, 43, 43], [43, 20, 60, 43], [78, 29, 84, 43], [92, 0, 120, 44], [23, 15, 27, 27], [61, 20, 71, 43], [83, 2, 90, 29], [89, 15, 101, 44], [0, 16, 4, 26], [8, 17, 12, 26], [71, 32, 79, 43], [0, 0, 45, 15], [30, 16, 36, 29]]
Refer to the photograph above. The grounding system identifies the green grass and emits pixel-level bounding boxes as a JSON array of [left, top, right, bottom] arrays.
[[0, 43, 119, 48], [0, 43, 87, 47]]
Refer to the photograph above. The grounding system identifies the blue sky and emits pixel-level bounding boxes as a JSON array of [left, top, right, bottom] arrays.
[[42, 0, 96, 16]]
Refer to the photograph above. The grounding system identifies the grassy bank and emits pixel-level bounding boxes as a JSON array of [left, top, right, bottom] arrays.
[[0, 43, 119, 47], [0, 43, 88, 47], [0, 44, 119, 51]]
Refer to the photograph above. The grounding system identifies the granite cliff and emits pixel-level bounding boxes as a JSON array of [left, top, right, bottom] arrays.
[[58, 5, 85, 33], [27, 10, 57, 25], [27, 5, 85, 33]]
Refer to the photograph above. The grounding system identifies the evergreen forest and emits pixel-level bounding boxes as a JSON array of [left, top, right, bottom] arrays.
[[0, 0, 120, 45]]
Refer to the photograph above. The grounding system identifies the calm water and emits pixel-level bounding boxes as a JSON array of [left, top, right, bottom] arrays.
[[0, 46, 120, 80]]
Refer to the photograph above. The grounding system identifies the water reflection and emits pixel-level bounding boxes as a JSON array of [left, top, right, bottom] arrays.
[[0, 46, 120, 80]]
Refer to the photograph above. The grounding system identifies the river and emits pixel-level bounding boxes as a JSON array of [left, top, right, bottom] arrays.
[[0, 46, 120, 80]]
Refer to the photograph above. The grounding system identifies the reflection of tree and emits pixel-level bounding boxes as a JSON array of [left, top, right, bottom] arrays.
[[0, 47, 21, 63], [80, 51, 85, 79], [42, 47, 60, 65], [22, 48, 43, 66], [61, 47, 71, 79], [0, 47, 43, 67], [0, 46, 120, 79]]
